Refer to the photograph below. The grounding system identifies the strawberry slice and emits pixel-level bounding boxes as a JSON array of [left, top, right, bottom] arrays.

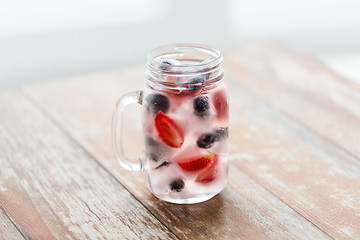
[[177, 153, 215, 172], [154, 111, 184, 148], [196, 154, 219, 183], [212, 90, 228, 120]]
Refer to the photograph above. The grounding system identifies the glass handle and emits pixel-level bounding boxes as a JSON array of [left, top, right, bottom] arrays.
[[112, 90, 143, 171]]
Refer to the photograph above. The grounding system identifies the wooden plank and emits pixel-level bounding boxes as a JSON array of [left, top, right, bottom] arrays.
[[0, 91, 178, 240], [222, 43, 360, 239], [226, 84, 360, 240], [0, 209, 24, 240], [24, 67, 331, 239], [224, 42, 360, 159], [142, 164, 331, 240]]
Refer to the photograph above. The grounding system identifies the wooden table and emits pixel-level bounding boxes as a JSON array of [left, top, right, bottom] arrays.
[[1, 42, 360, 240]]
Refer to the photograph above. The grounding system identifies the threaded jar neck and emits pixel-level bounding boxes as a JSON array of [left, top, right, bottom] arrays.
[[146, 43, 224, 93]]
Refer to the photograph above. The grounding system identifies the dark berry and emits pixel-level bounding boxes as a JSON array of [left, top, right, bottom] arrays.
[[146, 94, 169, 115], [187, 76, 205, 90], [216, 127, 229, 140], [188, 76, 205, 84], [145, 137, 160, 162], [193, 96, 209, 115], [159, 59, 174, 71], [145, 136, 160, 148], [148, 152, 158, 162], [197, 133, 217, 149], [169, 178, 185, 192], [155, 161, 170, 169]]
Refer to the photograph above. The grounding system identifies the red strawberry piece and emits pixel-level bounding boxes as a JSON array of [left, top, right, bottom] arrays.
[[154, 111, 184, 148], [177, 153, 215, 172], [212, 90, 228, 120], [196, 154, 219, 183]]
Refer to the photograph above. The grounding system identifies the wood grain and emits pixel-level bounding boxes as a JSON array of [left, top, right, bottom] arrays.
[[0, 91, 178, 240], [24, 67, 331, 239], [224, 42, 360, 159], [141, 164, 331, 240], [222, 42, 360, 239], [0, 209, 24, 239], [227, 84, 360, 240]]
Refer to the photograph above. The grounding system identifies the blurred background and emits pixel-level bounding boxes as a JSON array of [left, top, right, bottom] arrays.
[[1, 0, 360, 90]]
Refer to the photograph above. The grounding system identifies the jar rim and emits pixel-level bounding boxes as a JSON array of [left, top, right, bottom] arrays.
[[147, 43, 223, 74], [146, 43, 224, 92]]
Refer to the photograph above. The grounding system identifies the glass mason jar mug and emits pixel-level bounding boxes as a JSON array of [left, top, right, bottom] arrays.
[[112, 43, 229, 204]]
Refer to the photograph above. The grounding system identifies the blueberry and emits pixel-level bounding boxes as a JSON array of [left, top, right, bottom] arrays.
[[146, 94, 169, 114], [216, 127, 229, 140], [196, 127, 228, 149], [145, 136, 161, 162], [148, 152, 158, 162], [161, 59, 173, 65], [193, 96, 209, 115], [155, 161, 170, 169], [188, 76, 205, 84], [145, 136, 160, 148], [159, 59, 174, 71], [169, 178, 185, 192], [187, 76, 205, 90], [197, 133, 217, 149]]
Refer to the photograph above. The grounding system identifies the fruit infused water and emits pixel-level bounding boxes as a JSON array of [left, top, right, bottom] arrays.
[[142, 44, 229, 204]]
